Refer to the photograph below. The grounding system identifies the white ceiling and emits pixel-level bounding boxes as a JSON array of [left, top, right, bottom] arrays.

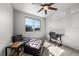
[[12, 3, 77, 18]]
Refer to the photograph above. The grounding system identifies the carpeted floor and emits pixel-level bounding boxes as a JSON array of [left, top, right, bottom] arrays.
[[23, 41, 79, 56], [42, 41, 64, 56]]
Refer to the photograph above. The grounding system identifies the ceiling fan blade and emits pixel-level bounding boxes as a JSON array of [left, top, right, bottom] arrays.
[[45, 10, 47, 14], [37, 8, 43, 13], [41, 4, 45, 6], [48, 3, 54, 6], [48, 7, 57, 10]]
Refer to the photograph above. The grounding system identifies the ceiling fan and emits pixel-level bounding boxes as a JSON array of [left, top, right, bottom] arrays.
[[37, 3, 58, 14]]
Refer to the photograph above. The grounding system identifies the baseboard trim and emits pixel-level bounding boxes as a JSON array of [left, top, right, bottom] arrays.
[[62, 42, 79, 52]]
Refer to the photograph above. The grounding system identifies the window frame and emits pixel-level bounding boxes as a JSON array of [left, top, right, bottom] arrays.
[[25, 17, 41, 32]]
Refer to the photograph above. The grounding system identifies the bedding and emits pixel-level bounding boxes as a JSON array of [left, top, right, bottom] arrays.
[[25, 39, 43, 49], [24, 39, 44, 56]]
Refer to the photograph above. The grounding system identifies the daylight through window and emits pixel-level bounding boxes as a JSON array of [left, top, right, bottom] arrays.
[[25, 17, 41, 32]]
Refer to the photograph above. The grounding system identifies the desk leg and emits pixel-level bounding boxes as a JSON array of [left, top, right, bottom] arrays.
[[60, 36, 61, 42], [17, 48, 19, 56], [49, 37, 52, 42], [15, 48, 19, 56], [58, 36, 62, 47], [5, 47, 7, 56]]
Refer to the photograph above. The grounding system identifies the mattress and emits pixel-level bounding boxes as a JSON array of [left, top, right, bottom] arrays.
[[25, 39, 43, 49]]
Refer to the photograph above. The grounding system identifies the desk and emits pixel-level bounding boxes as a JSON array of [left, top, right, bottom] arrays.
[[49, 34, 64, 46], [57, 34, 63, 42], [5, 42, 24, 56]]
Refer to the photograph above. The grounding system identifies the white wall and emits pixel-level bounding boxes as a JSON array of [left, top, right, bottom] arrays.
[[46, 4, 79, 50], [0, 4, 13, 55], [14, 10, 46, 39]]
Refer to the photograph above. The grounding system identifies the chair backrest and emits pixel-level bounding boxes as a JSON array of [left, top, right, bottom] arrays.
[[12, 35, 23, 43], [49, 32, 56, 36]]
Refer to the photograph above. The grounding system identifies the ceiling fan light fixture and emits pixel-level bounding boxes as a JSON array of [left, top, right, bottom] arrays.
[[37, 3, 57, 14], [44, 6, 48, 10]]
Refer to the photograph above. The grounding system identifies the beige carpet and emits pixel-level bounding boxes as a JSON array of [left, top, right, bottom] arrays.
[[43, 41, 64, 56]]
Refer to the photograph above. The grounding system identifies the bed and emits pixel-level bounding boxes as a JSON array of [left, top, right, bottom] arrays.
[[24, 39, 44, 56]]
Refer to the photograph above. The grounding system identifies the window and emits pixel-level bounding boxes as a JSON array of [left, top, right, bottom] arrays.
[[25, 17, 41, 32]]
